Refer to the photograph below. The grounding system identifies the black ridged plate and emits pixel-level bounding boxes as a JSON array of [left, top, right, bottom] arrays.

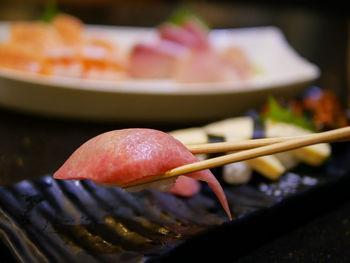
[[1, 142, 350, 263]]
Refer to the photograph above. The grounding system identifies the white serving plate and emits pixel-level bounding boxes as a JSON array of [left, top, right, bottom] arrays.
[[0, 24, 319, 123]]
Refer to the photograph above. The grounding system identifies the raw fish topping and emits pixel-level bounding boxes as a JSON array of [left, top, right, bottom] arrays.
[[54, 128, 232, 220], [0, 13, 252, 84]]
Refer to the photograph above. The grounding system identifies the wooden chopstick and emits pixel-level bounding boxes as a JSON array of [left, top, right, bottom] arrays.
[[121, 126, 350, 189], [186, 132, 350, 155], [187, 135, 307, 154]]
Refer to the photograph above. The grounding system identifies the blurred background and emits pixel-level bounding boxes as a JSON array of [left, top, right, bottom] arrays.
[[0, 0, 348, 102]]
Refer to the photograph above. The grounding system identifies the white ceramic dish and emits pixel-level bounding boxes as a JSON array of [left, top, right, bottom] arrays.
[[0, 24, 319, 123]]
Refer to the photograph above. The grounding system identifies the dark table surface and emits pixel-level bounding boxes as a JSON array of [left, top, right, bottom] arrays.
[[0, 1, 349, 262]]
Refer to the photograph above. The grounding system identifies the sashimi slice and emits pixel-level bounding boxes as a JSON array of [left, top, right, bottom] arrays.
[[173, 49, 241, 83], [10, 21, 62, 51], [221, 46, 253, 80], [181, 18, 210, 50], [158, 18, 210, 50], [0, 43, 47, 73], [54, 128, 231, 220], [159, 23, 199, 48], [128, 40, 188, 78], [52, 14, 83, 46]]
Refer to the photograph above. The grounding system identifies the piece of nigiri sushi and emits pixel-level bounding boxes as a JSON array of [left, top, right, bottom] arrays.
[[54, 128, 231, 220]]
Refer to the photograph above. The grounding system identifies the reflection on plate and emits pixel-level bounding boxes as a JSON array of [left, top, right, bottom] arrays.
[[0, 24, 319, 122]]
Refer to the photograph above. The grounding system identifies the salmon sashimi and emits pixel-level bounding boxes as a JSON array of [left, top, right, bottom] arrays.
[[52, 13, 83, 46], [0, 14, 125, 79], [10, 22, 62, 51], [54, 128, 231, 220], [0, 43, 47, 73]]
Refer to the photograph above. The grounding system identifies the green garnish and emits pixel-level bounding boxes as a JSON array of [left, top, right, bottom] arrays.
[[167, 6, 209, 28], [261, 96, 315, 131], [40, 0, 59, 23]]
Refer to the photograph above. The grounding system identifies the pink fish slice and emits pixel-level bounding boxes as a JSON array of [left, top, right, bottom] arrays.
[[168, 175, 201, 197], [53, 128, 232, 220], [128, 40, 188, 78]]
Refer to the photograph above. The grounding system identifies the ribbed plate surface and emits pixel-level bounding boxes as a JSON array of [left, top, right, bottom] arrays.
[[1, 143, 350, 263]]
